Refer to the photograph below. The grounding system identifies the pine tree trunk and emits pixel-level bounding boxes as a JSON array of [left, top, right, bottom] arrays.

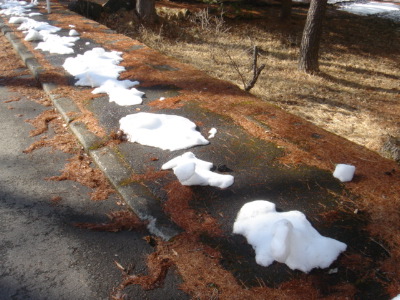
[[280, 0, 292, 20], [298, 0, 327, 74], [136, 0, 157, 24]]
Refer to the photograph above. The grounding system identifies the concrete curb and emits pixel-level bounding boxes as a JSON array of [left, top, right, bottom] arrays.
[[0, 18, 181, 241], [1, 23, 43, 80]]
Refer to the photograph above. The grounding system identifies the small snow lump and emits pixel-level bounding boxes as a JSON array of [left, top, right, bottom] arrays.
[[333, 164, 356, 182], [162, 152, 234, 188]]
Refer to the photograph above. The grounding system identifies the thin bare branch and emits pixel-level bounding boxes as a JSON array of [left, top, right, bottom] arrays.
[[245, 46, 265, 92], [223, 48, 247, 88]]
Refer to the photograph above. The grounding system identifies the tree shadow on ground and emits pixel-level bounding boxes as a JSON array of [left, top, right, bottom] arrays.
[[318, 72, 400, 95]]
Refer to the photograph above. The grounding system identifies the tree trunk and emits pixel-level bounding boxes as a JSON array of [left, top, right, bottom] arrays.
[[298, 0, 327, 74], [280, 0, 292, 20], [136, 0, 157, 24]]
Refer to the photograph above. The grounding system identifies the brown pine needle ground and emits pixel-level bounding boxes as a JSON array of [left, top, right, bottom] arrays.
[[26, 109, 58, 137], [47, 152, 115, 200], [74, 210, 145, 232]]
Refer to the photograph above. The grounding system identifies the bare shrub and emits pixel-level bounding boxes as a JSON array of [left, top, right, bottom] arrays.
[[190, 8, 229, 34]]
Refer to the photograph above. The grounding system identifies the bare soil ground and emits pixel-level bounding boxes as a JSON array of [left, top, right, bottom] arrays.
[[99, 0, 400, 161]]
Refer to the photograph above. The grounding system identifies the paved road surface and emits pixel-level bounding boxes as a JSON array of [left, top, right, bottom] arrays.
[[0, 50, 186, 300]]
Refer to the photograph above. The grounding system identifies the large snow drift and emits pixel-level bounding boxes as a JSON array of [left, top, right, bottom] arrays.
[[120, 113, 209, 151], [233, 200, 347, 273], [162, 152, 234, 189]]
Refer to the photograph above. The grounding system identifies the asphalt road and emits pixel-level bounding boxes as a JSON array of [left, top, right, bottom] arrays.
[[0, 57, 187, 300]]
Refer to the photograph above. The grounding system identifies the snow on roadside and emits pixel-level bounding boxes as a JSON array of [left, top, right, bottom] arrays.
[[35, 33, 79, 54], [10, 16, 60, 33], [233, 200, 347, 273], [162, 152, 234, 188], [333, 164, 356, 182], [119, 113, 209, 151], [63, 47, 144, 106], [1, 1, 143, 106], [3, 4, 80, 54], [0, 0, 37, 16]]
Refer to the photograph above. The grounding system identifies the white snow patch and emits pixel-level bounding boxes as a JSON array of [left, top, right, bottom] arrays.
[[36, 34, 79, 54], [162, 152, 234, 188], [63, 47, 144, 106], [16, 17, 60, 33], [68, 29, 79, 36], [24, 28, 43, 41], [392, 294, 400, 300], [63, 47, 127, 86], [333, 164, 355, 182], [8, 16, 28, 23], [328, 0, 357, 3], [337, 1, 400, 16], [27, 12, 40, 16], [2, 2, 81, 55], [233, 200, 347, 273], [0, 1, 33, 16], [119, 112, 209, 151], [7, 15, 79, 54], [208, 127, 217, 139], [92, 79, 144, 106]]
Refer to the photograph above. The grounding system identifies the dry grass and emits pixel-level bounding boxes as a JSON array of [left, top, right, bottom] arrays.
[[100, 1, 400, 158]]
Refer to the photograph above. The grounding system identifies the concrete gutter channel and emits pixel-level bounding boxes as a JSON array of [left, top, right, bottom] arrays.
[[1, 1, 395, 292]]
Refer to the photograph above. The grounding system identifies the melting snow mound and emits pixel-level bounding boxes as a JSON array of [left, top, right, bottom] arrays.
[[36, 34, 79, 54], [119, 113, 209, 151], [63, 48, 126, 87], [63, 47, 144, 105], [233, 200, 347, 273], [69, 29, 79, 36], [162, 152, 234, 188], [333, 164, 355, 182], [92, 79, 144, 106]]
